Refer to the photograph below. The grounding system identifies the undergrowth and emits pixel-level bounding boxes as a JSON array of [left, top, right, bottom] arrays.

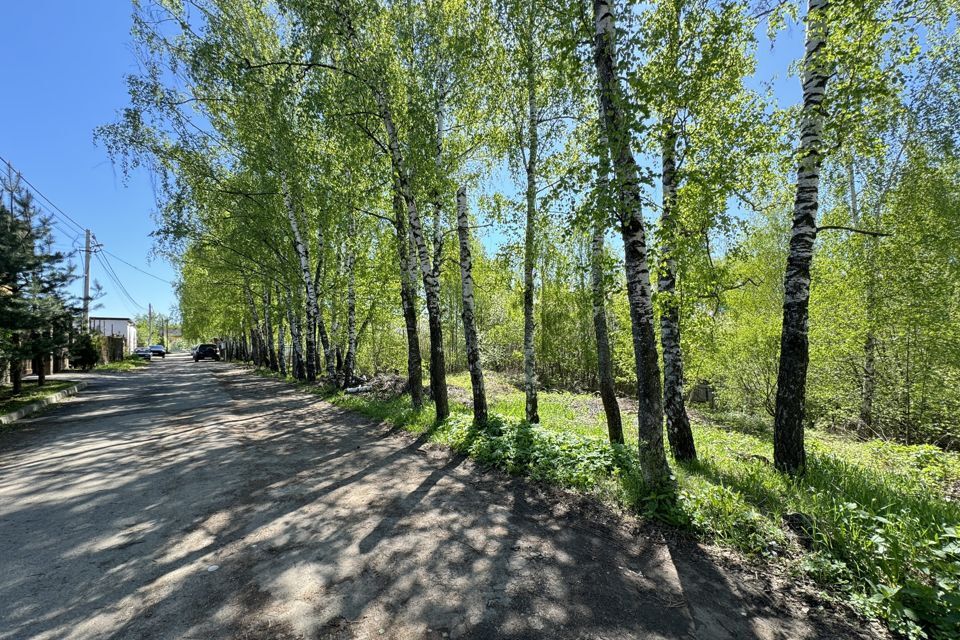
[[253, 367, 960, 639], [95, 355, 151, 372]]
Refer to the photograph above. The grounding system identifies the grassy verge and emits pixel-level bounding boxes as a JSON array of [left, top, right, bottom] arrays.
[[255, 368, 960, 639], [0, 380, 78, 416], [96, 355, 151, 372]]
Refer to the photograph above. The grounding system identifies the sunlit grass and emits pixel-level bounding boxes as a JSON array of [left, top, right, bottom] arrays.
[[0, 380, 78, 416]]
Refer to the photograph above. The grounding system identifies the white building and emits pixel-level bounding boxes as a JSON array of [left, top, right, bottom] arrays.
[[89, 317, 138, 354]]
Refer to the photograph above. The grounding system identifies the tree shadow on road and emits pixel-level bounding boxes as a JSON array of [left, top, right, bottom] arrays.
[[0, 366, 873, 640]]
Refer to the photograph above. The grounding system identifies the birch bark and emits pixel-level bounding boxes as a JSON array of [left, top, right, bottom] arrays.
[[774, 0, 831, 474], [284, 285, 306, 380], [276, 287, 287, 378], [456, 186, 488, 424], [263, 288, 278, 372], [342, 214, 358, 388], [376, 89, 449, 420], [523, 48, 540, 425], [592, 0, 671, 488], [282, 178, 318, 382], [314, 225, 337, 379], [590, 189, 624, 444], [244, 284, 264, 367], [658, 123, 696, 461], [394, 190, 424, 408]]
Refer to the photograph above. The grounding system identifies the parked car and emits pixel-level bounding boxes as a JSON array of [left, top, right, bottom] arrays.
[[193, 343, 221, 362], [149, 344, 166, 358], [134, 347, 153, 360]]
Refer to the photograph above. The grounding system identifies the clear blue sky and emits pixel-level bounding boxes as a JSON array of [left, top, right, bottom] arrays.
[[1, 1, 177, 322], [1, 2, 803, 322]]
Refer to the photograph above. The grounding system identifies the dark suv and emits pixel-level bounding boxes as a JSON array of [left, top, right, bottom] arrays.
[[193, 343, 221, 362]]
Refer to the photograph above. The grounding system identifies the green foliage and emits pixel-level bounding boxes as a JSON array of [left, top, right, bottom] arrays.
[[70, 333, 101, 371], [0, 191, 78, 382]]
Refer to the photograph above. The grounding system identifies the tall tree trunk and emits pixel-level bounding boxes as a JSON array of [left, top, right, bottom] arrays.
[[284, 286, 306, 380], [10, 353, 21, 395], [658, 123, 697, 462], [393, 190, 424, 408], [276, 287, 288, 378], [592, 0, 671, 489], [376, 90, 449, 420], [314, 226, 337, 380], [264, 288, 278, 372], [590, 191, 623, 444], [456, 186, 488, 424], [523, 53, 540, 424], [36, 351, 47, 387], [282, 179, 317, 382], [244, 285, 265, 367], [342, 215, 358, 389], [774, 0, 830, 475]]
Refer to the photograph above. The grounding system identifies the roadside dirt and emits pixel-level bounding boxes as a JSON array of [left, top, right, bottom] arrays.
[[0, 355, 889, 639]]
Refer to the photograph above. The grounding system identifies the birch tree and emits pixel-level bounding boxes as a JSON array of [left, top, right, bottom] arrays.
[[456, 186, 488, 424], [591, 0, 672, 489], [771, 0, 950, 472]]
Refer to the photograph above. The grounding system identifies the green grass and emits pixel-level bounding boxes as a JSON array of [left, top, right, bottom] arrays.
[[95, 355, 151, 372], [0, 380, 78, 416], [257, 367, 960, 639]]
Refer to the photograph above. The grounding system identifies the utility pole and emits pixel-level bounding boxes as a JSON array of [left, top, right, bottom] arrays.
[[82, 229, 92, 331], [148, 303, 153, 345]]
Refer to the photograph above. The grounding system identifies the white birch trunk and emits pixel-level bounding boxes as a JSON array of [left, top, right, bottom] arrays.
[[314, 225, 337, 380], [774, 0, 831, 474], [523, 52, 540, 425], [276, 286, 287, 378], [282, 178, 318, 382], [847, 157, 876, 433], [394, 189, 424, 408], [376, 89, 449, 420], [592, 0, 671, 489], [244, 284, 265, 367], [342, 214, 358, 388], [456, 186, 488, 424], [263, 287, 278, 372], [658, 123, 696, 461], [590, 180, 623, 444], [284, 286, 306, 380]]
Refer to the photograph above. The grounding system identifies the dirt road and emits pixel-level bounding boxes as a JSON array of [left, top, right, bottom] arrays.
[[0, 353, 875, 639]]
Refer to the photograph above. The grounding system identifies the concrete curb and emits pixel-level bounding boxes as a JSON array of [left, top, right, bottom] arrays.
[[0, 381, 89, 425]]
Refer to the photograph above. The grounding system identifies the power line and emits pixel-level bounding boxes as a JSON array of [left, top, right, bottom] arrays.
[[94, 250, 146, 313], [102, 248, 173, 284], [93, 253, 140, 317], [0, 154, 85, 233], [1, 154, 173, 316], [96, 249, 145, 310]]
